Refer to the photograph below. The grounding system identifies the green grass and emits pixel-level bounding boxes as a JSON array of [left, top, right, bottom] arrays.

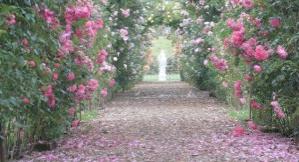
[[143, 74, 181, 82], [228, 108, 250, 121], [81, 109, 98, 122]]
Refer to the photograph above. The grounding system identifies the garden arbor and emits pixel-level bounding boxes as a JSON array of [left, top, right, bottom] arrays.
[[1, 0, 299, 161]]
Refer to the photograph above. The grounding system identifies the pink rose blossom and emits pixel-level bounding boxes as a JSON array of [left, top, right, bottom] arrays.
[[244, 74, 252, 81], [67, 72, 75, 81], [241, 38, 257, 59], [254, 45, 269, 61], [21, 38, 29, 48], [6, 14, 16, 26], [234, 80, 242, 98], [86, 79, 99, 91], [67, 84, 77, 93], [192, 37, 204, 45], [241, 0, 254, 9], [74, 54, 94, 71], [41, 8, 60, 29], [97, 49, 108, 64], [109, 79, 116, 88], [101, 88, 108, 97], [54, 63, 60, 68], [250, 100, 262, 109], [120, 28, 129, 41], [52, 72, 59, 80], [253, 64, 262, 73], [77, 84, 86, 95], [209, 54, 229, 71], [231, 31, 245, 47], [27, 60, 36, 68], [43, 85, 56, 109], [22, 97, 30, 105], [271, 101, 286, 119], [84, 20, 104, 37], [121, 9, 130, 17], [276, 45, 288, 59], [252, 18, 262, 28], [269, 17, 281, 28]]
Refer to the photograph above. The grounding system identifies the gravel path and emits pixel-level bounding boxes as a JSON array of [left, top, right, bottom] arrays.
[[21, 82, 299, 162]]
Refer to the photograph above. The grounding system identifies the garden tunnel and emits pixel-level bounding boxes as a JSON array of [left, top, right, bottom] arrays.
[[1, 0, 299, 161]]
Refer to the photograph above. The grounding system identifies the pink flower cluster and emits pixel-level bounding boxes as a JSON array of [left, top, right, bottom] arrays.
[[52, 72, 59, 81], [6, 14, 16, 26], [97, 49, 108, 65], [226, 17, 272, 63], [250, 100, 262, 109], [121, 9, 130, 18], [109, 79, 116, 88], [230, 0, 254, 9], [67, 72, 75, 81], [101, 88, 108, 97], [43, 85, 56, 109], [226, 19, 245, 47], [240, 38, 257, 59], [233, 80, 244, 103], [84, 19, 104, 37], [191, 37, 204, 45], [254, 45, 269, 61], [99, 62, 115, 72], [269, 17, 281, 28], [68, 79, 99, 102], [120, 28, 129, 41], [209, 54, 229, 71], [74, 54, 94, 71], [64, 2, 92, 24], [271, 101, 286, 119], [276, 45, 288, 59], [57, 31, 74, 57], [41, 8, 60, 29], [253, 64, 262, 73], [21, 97, 30, 105]]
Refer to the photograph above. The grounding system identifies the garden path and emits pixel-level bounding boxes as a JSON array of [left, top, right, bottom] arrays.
[[21, 82, 299, 161]]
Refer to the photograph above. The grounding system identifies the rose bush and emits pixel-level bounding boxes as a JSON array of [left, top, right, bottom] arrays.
[[178, 0, 299, 137], [0, 0, 119, 159]]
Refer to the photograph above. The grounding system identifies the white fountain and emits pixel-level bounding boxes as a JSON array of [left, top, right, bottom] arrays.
[[158, 50, 167, 81]]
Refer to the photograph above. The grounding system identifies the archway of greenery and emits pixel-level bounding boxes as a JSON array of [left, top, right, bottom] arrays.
[[1, 0, 299, 160]]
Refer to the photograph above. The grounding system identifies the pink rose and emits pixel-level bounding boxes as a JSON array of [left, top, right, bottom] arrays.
[[101, 88, 108, 97], [109, 79, 116, 88], [269, 17, 281, 28], [52, 72, 59, 80], [253, 64, 262, 73], [254, 45, 269, 61], [67, 72, 75, 81], [6, 14, 16, 26], [276, 45, 288, 59]]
